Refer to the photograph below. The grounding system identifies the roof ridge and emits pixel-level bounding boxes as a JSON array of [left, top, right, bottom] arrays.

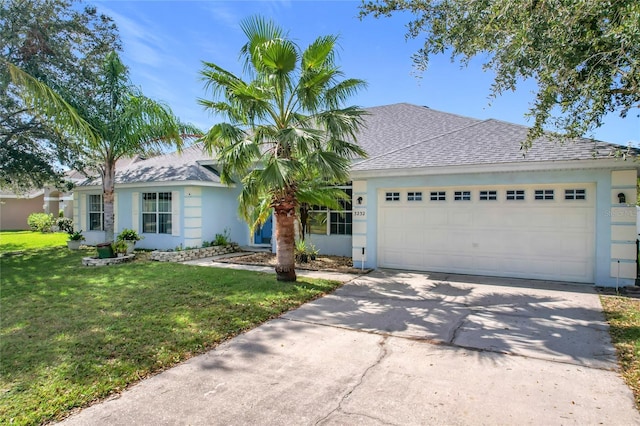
[[355, 119, 489, 167]]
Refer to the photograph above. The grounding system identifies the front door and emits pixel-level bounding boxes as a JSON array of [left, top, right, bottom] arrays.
[[253, 215, 273, 244]]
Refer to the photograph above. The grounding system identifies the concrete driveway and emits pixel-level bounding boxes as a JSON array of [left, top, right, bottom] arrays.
[[60, 269, 639, 425]]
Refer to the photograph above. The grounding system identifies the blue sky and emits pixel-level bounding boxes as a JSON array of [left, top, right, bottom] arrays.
[[94, 0, 638, 146]]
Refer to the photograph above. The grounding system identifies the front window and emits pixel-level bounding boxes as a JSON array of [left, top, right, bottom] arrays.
[[142, 192, 172, 234], [88, 194, 103, 231], [308, 187, 352, 235]]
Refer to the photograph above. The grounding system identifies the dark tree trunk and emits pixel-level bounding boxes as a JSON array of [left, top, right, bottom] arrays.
[[299, 203, 309, 242], [273, 190, 297, 282]]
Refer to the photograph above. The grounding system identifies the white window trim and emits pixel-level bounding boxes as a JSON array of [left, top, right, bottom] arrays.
[[142, 192, 173, 234], [88, 194, 104, 231], [309, 185, 353, 235]]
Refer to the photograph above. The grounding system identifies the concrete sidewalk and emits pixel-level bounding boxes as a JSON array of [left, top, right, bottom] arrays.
[[59, 269, 639, 425], [182, 254, 364, 283]]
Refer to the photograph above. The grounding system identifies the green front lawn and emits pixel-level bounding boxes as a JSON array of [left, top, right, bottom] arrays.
[[600, 295, 640, 409], [0, 231, 68, 253], [0, 248, 341, 425]]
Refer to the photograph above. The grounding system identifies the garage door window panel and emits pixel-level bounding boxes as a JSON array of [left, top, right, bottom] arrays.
[[565, 189, 586, 200], [430, 191, 446, 201], [506, 190, 525, 201], [454, 191, 471, 201], [479, 190, 497, 201], [385, 192, 400, 201], [407, 191, 422, 201], [535, 189, 554, 200]]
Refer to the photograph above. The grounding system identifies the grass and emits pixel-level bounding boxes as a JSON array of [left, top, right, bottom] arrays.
[[600, 295, 640, 409], [0, 231, 68, 253], [0, 247, 342, 425]]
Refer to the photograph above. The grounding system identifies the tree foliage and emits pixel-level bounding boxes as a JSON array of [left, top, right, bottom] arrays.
[[11, 51, 196, 242], [0, 0, 120, 192], [359, 0, 640, 143], [200, 16, 367, 281]]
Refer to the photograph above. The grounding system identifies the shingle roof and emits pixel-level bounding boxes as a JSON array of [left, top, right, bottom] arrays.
[[354, 103, 480, 159], [352, 103, 634, 171], [79, 143, 219, 187], [78, 103, 635, 187]]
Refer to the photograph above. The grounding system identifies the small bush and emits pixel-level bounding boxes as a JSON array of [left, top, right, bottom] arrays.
[[117, 228, 142, 242], [213, 228, 231, 246], [56, 217, 74, 234], [68, 230, 85, 241], [27, 213, 54, 233]]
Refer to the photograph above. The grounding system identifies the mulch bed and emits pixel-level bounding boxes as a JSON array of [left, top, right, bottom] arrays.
[[218, 252, 371, 274]]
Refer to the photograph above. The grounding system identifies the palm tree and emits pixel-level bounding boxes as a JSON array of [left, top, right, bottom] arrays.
[[6, 52, 196, 242], [199, 17, 367, 281]]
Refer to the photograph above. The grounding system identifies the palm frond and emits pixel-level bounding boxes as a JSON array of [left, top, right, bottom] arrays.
[[306, 150, 351, 183], [5, 59, 99, 144], [239, 16, 287, 76], [324, 79, 368, 111], [302, 35, 339, 71]]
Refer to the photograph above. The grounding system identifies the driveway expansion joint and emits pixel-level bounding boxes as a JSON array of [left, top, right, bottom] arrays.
[[314, 336, 390, 425]]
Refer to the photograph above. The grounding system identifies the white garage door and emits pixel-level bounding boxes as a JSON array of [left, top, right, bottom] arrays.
[[378, 184, 595, 283]]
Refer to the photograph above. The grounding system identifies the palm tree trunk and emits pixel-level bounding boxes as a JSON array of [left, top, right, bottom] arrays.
[[273, 203, 297, 282], [102, 160, 116, 243]]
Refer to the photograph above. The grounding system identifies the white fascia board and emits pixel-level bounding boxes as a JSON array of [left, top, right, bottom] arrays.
[[73, 180, 235, 191], [349, 159, 640, 179]]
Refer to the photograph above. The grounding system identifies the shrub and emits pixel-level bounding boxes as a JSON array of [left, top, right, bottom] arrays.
[[117, 228, 142, 242], [111, 240, 128, 254], [56, 217, 74, 234], [295, 239, 309, 263], [213, 228, 231, 246], [68, 230, 85, 241], [27, 213, 54, 233]]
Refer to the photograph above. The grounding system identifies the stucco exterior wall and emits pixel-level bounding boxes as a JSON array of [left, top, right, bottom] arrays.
[[74, 184, 250, 250], [200, 185, 250, 247]]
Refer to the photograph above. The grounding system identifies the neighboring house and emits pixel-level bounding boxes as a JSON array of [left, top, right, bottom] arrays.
[[73, 103, 639, 287], [0, 158, 140, 231], [0, 169, 85, 230], [0, 187, 72, 230]]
